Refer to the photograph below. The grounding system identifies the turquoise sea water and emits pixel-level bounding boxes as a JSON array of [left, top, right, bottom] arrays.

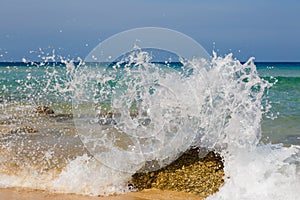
[[1, 62, 299, 146], [256, 62, 300, 145]]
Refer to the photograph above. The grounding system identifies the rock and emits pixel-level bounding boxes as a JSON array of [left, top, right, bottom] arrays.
[[131, 148, 224, 198], [10, 126, 38, 134], [97, 112, 117, 125], [50, 113, 73, 121], [97, 111, 151, 126], [36, 106, 54, 115], [36, 106, 55, 115]]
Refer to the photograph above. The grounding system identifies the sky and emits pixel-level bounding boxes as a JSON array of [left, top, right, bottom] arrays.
[[0, 0, 300, 62]]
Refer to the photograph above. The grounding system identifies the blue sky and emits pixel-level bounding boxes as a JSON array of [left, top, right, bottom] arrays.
[[0, 0, 299, 62]]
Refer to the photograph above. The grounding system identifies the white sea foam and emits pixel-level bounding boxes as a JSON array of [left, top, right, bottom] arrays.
[[202, 54, 300, 200], [52, 154, 130, 196], [208, 144, 300, 200], [0, 155, 130, 196]]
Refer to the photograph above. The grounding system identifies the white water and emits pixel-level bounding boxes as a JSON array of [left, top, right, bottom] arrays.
[[72, 50, 208, 173], [209, 144, 300, 200], [205, 54, 300, 200], [0, 52, 299, 199]]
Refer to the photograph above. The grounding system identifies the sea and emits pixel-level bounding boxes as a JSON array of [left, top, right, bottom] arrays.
[[0, 54, 299, 199]]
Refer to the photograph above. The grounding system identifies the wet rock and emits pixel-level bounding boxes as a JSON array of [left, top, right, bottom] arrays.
[[50, 113, 73, 121], [97, 110, 151, 126], [10, 126, 38, 134], [131, 148, 224, 198], [36, 106, 55, 115], [97, 112, 117, 125]]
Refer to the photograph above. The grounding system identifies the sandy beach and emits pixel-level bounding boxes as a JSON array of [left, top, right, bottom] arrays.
[[0, 188, 204, 200]]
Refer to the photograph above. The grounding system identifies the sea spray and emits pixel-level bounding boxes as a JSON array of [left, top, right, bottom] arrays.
[[208, 144, 300, 200], [72, 50, 208, 173], [1, 28, 300, 199], [202, 55, 300, 200], [1, 51, 299, 198], [53, 154, 131, 196]]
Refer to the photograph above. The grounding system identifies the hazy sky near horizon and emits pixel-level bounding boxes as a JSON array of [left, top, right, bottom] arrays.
[[0, 0, 299, 62]]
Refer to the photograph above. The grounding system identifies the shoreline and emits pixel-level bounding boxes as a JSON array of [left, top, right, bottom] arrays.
[[0, 144, 224, 199], [0, 187, 204, 200], [0, 106, 224, 199], [0, 148, 223, 200]]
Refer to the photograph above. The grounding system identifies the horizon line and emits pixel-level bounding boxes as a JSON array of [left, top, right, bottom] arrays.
[[1, 61, 300, 65]]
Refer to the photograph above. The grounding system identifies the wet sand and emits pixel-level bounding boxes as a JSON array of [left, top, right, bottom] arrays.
[[0, 188, 203, 200]]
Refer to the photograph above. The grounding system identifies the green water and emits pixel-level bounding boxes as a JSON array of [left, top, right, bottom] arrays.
[[1, 62, 300, 145]]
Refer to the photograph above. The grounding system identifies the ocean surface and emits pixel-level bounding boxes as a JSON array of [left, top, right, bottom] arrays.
[[257, 62, 300, 146], [1, 61, 299, 146], [0, 57, 299, 199]]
